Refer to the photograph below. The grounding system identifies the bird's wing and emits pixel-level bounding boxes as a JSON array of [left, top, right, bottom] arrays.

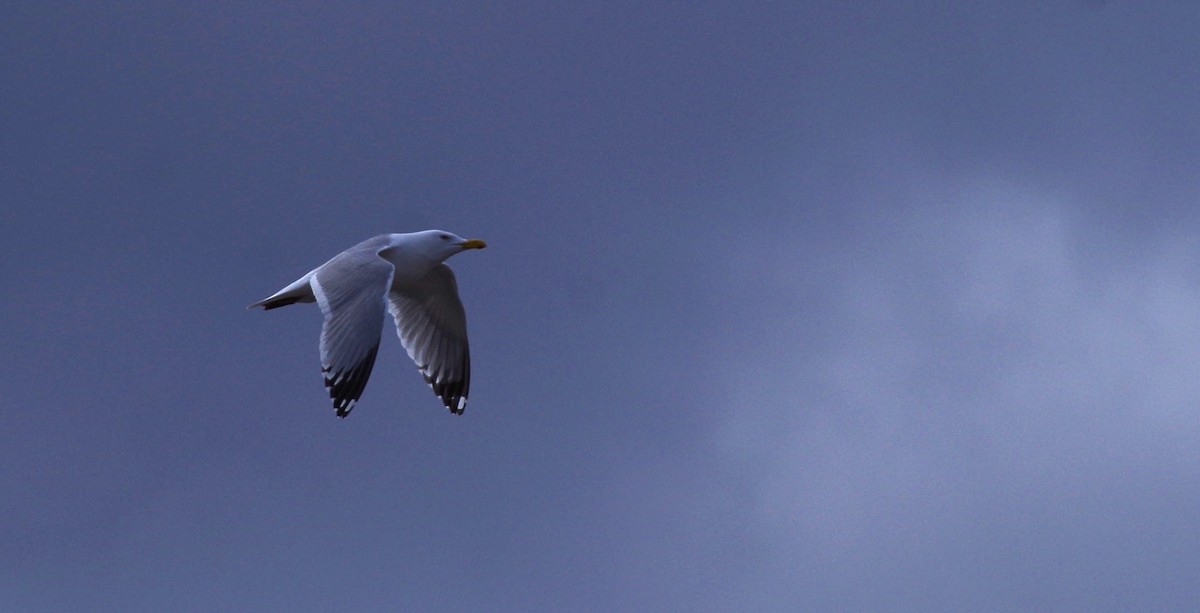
[[387, 263, 471, 414], [311, 246, 394, 417]]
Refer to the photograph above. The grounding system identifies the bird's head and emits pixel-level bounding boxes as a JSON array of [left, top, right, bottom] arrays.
[[413, 229, 487, 262]]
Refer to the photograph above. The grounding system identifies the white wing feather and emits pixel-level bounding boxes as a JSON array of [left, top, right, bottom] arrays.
[[388, 263, 471, 414], [311, 245, 394, 417]]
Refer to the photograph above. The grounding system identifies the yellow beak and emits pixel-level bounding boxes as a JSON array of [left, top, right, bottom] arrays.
[[459, 238, 487, 250]]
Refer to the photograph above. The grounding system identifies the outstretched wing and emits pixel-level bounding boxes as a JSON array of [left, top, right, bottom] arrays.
[[387, 263, 471, 414], [311, 247, 394, 417]]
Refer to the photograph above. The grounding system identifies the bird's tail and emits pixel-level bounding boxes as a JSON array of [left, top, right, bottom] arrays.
[[248, 271, 317, 310]]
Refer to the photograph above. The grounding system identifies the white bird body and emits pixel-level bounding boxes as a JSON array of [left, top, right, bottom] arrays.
[[252, 230, 486, 417]]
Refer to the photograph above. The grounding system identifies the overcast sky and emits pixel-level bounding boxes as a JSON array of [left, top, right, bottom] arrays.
[[4, 2, 1200, 611]]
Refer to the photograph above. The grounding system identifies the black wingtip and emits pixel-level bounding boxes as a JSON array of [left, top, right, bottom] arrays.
[[422, 372, 468, 415], [444, 392, 467, 415], [322, 346, 380, 419]]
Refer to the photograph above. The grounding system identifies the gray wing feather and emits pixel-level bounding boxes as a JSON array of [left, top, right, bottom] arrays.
[[388, 263, 471, 414], [311, 246, 394, 417]]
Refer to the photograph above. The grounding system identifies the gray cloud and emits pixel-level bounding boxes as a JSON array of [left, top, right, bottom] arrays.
[[708, 172, 1200, 609]]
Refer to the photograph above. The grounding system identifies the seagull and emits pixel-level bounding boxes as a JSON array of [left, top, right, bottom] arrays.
[[251, 230, 486, 417]]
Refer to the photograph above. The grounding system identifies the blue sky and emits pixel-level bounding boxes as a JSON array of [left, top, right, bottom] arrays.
[[4, 2, 1200, 611]]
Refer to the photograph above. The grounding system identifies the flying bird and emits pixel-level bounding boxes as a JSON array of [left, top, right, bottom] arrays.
[[250, 230, 486, 417]]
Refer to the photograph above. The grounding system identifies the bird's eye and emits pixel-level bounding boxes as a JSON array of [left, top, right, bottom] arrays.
[[439, 234, 450, 241]]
